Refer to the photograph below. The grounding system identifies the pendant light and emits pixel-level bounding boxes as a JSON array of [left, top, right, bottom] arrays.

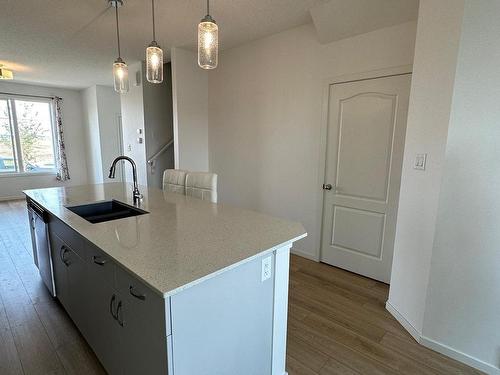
[[0, 65, 13, 80], [198, 0, 218, 70], [146, 0, 163, 83], [112, 0, 129, 93]]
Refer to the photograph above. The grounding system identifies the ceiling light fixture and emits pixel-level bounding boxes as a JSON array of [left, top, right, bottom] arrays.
[[0, 65, 13, 80], [198, 0, 218, 70], [111, 0, 129, 94], [146, 0, 163, 83]]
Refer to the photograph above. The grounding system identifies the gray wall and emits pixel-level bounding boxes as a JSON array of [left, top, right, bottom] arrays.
[[120, 62, 174, 188], [144, 63, 174, 188]]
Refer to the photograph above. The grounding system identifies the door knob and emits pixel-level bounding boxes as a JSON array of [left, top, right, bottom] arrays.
[[322, 184, 333, 190]]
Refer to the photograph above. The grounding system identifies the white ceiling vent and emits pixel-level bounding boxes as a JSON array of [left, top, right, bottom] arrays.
[[310, 0, 419, 44]]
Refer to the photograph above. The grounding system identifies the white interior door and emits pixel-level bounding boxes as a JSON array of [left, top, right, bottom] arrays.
[[320, 74, 411, 283]]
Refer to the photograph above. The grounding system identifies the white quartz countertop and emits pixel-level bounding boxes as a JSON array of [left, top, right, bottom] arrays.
[[24, 183, 307, 297]]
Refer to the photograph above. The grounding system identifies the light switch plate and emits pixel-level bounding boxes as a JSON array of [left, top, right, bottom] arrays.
[[261, 256, 272, 282], [414, 153, 427, 170]]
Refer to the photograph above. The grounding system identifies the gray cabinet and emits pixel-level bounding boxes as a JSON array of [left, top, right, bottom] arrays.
[[117, 268, 169, 374], [48, 217, 171, 375], [65, 248, 88, 336], [85, 241, 170, 375], [50, 231, 89, 335], [50, 233, 69, 308], [86, 275, 122, 374], [85, 241, 123, 374]]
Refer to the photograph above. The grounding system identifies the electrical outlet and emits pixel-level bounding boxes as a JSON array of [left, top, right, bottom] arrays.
[[414, 153, 427, 170], [261, 256, 272, 282]]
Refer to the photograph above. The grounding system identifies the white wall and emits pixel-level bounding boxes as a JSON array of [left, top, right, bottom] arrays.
[[171, 47, 209, 172], [120, 62, 148, 186], [82, 86, 103, 184], [82, 85, 122, 184], [387, 0, 465, 335], [387, 1, 500, 372], [95, 85, 122, 182], [208, 21, 417, 260], [422, 0, 500, 371], [0, 81, 88, 199]]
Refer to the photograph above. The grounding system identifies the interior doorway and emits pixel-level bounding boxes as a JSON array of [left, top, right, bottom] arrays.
[[320, 72, 411, 283]]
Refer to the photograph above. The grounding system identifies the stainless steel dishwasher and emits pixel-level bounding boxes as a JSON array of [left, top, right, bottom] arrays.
[[28, 200, 56, 297]]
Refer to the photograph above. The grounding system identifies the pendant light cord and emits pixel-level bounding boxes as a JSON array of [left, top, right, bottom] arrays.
[[206, 0, 210, 16], [151, 0, 156, 42], [115, 4, 122, 58]]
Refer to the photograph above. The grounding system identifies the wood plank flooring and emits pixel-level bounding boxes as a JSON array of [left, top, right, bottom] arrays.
[[0, 200, 105, 375], [0, 200, 482, 374], [287, 255, 483, 375]]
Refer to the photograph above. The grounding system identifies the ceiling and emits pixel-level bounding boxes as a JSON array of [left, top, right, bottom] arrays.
[[0, 0, 328, 89], [310, 0, 419, 44], [0, 0, 418, 90]]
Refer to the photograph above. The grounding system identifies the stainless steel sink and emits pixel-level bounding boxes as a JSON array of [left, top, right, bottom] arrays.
[[66, 200, 148, 224]]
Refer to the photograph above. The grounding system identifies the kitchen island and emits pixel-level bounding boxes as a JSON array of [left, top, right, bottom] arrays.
[[24, 183, 306, 375]]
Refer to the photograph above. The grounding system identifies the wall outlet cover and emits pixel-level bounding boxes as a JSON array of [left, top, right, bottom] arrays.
[[414, 153, 427, 170], [261, 256, 272, 282]]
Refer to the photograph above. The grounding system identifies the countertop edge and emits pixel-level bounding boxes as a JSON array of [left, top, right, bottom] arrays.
[[162, 233, 307, 298]]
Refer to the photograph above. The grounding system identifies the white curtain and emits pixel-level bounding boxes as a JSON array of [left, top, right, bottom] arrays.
[[53, 97, 70, 181]]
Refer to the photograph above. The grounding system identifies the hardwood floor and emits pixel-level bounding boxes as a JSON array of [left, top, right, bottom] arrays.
[[0, 200, 105, 375], [0, 200, 482, 374], [287, 256, 483, 375]]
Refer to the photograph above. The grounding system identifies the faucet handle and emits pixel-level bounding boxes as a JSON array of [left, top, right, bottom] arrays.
[[133, 188, 143, 203]]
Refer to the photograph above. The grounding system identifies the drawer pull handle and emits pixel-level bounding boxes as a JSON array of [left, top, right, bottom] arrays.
[[116, 301, 124, 326], [129, 286, 146, 301], [60, 246, 70, 267], [109, 294, 117, 320], [93, 256, 107, 266]]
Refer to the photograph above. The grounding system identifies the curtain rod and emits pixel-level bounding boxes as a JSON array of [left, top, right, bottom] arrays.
[[0, 91, 61, 100]]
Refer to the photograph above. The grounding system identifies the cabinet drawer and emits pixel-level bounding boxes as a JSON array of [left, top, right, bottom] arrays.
[[49, 232, 69, 308], [116, 266, 171, 336], [49, 217, 85, 258], [86, 241, 116, 287]]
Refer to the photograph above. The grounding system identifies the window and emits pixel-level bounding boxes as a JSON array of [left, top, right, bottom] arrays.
[[0, 96, 56, 174]]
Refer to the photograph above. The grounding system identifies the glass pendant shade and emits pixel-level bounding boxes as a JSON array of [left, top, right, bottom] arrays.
[[113, 58, 129, 94], [146, 42, 164, 83], [0, 66, 13, 80], [198, 16, 218, 69]]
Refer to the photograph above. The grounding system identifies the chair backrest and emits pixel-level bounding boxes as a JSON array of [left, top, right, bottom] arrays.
[[185, 172, 218, 203], [162, 169, 188, 195]]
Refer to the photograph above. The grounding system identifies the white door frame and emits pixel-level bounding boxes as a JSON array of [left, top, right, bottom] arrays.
[[313, 65, 413, 262]]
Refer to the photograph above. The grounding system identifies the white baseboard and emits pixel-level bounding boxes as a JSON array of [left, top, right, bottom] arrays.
[[386, 301, 500, 375], [290, 246, 319, 262], [0, 195, 24, 202], [385, 301, 422, 342], [420, 336, 500, 375]]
